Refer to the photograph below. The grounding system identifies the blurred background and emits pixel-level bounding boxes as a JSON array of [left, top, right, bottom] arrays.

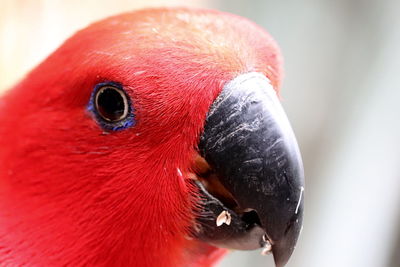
[[1, 0, 400, 266]]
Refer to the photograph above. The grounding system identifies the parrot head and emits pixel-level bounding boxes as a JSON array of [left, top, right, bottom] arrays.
[[0, 8, 304, 267]]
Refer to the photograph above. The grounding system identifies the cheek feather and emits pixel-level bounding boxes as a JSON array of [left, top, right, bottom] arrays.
[[177, 168, 188, 193]]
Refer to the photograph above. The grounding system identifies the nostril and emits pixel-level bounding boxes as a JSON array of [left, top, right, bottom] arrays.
[[241, 209, 262, 230]]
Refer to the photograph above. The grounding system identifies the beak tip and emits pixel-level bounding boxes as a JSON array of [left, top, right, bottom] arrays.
[[270, 215, 303, 267], [272, 244, 293, 267]]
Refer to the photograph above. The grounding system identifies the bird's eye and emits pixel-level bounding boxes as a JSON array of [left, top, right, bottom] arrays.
[[88, 82, 135, 131], [95, 85, 128, 121]]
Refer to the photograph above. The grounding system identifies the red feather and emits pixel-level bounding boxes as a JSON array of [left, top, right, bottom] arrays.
[[0, 8, 282, 266]]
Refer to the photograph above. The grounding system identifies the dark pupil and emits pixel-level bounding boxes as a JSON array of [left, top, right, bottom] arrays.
[[97, 88, 125, 121]]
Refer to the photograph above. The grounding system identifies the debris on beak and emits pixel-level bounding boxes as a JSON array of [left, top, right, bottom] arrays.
[[216, 210, 232, 226], [261, 234, 272, 255]]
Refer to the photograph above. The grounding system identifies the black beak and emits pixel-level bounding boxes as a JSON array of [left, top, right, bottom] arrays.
[[194, 72, 304, 267]]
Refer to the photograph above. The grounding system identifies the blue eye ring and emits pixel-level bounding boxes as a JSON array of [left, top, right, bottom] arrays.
[[88, 82, 135, 131]]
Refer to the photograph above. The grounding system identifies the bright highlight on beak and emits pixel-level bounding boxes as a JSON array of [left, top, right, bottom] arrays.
[[193, 72, 305, 267]]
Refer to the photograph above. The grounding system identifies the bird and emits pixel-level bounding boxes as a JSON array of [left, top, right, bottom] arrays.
[[0, 7, 304, 267]]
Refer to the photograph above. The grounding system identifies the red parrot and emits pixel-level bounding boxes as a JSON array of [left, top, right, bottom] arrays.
[[0, 8, 304, 267]]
